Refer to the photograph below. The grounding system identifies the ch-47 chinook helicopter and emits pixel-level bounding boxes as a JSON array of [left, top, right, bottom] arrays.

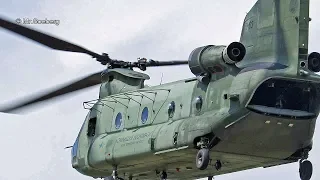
[[0, 0, 319, 179]]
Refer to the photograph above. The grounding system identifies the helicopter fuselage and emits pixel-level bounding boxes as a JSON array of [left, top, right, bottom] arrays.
[[71, 65, 320, 179], [69, 0, 320, 179], [1, 0, 319, 179]]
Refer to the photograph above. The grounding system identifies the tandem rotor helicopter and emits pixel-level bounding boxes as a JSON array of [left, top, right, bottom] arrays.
[[0, 0, 319, 179]]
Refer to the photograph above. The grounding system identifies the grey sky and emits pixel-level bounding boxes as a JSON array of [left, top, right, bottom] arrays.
[[0, 0, 319, 179]]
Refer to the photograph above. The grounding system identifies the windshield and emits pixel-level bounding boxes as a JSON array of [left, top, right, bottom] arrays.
[[71, 113, 88, 158]]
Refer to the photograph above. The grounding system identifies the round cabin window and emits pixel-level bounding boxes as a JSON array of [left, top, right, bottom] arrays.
[[115, 112, 122, 129], [195, 96, 203, 111], [168, 101, 175, 118], [141, 107, 149, 124]]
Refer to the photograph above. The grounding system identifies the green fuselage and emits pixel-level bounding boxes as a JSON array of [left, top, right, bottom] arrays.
[[71, 0, 319, 179], [71, 66, 320, 179]]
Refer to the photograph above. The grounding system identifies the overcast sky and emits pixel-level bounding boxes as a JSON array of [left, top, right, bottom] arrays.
[[0, 0, 320, 180]]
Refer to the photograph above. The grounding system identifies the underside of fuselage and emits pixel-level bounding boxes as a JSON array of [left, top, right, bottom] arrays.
[[83, 109, 315, 180], [115, 117, 314, 180]]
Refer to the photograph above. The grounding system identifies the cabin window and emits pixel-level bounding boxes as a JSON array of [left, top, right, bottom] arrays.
[[141, 107, 149, 124], [87, 117, 97, 137], [195, 96, 203, 111], [168, 101, 175, 118], [115, 112, 122, 129]]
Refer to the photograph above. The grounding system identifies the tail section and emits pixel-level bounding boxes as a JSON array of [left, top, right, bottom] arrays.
[[237, 0, 311, 74]]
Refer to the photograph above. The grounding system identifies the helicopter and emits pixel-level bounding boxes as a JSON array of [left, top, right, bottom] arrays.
[[0, 0, 319, 179]]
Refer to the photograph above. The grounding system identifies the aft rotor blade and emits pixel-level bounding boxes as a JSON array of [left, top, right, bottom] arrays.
[[0, 71, 103, 113], [0, 16, 106, 61]]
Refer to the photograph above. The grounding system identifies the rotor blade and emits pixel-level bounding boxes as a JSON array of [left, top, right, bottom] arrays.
[[0, 16, 105, 60], [0, 71, 103, 113], [146, 60, 189, 67]]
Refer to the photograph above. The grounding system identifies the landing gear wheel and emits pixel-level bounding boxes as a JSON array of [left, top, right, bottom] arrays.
[[208, 176, 213, 180], [299, 160, 313, 180], [196, 148, 210, 170], [160, 171, 167, 180]]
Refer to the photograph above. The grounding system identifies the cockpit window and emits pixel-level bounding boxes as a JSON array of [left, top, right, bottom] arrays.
[[71, 114, 88, 158], [71, 138, 79, 158]]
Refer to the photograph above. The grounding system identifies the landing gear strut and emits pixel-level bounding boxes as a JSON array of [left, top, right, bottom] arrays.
[[299, 150, 313, 180], [215, 160, 222, 171], [104, 166, 124, 180], [160, 171, 167, 180], [156, 170, 167, 180]]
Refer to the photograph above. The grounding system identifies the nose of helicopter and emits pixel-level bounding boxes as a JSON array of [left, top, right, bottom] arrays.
[[71, 138, 80, 168], [70, 139, 87, 175]]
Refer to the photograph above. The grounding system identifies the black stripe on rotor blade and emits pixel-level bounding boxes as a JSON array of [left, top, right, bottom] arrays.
[[0, 71, 103, 113], [145, 60, 189, 67], [0, 16, 102, 58]]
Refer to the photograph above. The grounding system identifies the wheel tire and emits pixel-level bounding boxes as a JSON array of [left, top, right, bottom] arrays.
[[196, 148, 210, 170], [299, 160, 313, 180]]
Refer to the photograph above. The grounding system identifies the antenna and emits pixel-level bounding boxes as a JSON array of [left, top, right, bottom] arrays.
[[160, 73, 164, 85], [64, 146, 73, 149]]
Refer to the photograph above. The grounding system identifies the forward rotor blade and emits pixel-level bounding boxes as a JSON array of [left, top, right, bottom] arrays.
[[130, 59, 189, 70], [0, 16, 105, 60], [146, 60, 189, 67], [0, 71, 103, 113]]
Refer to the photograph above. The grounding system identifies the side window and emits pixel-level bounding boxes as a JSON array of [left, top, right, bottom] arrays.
[[87, 117, 97, 137], [115, 113, 122, 129], [141, 107, 149, 124], [194, 96, 203, 112], [168, 101, 175, 118]]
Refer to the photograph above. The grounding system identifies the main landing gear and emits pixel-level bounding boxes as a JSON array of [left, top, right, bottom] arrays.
[[195, 137, 222, 171], [299, 150, 313, 180]]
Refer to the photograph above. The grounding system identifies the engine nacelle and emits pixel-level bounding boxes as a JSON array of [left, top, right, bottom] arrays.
[[308, 52, 320, 72], [188, 42, 246, 77]]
